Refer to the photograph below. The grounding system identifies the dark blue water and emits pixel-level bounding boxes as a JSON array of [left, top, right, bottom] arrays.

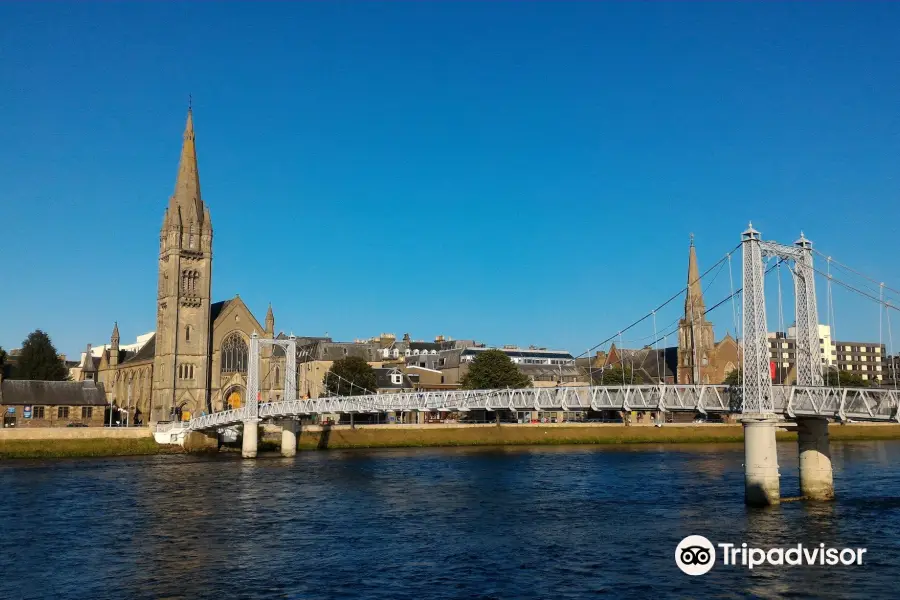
[[1, 441, 899, 599]]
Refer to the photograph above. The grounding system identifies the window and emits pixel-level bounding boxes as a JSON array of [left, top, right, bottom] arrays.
[[185, 325, 192, 342], [58, 406, 70, 419], [82, 407, 93, 419], [33, 406, 45, 419], [181, 270, 199, 294], [221, 333, 249, 374], [274, 366, 280, 382], [391, 373, 403, 385]]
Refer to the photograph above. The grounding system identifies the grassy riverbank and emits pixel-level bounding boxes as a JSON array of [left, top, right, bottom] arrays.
[[2, 424, 900, 459], [0, 437, 179, 459], [297, 424, 900, 450]]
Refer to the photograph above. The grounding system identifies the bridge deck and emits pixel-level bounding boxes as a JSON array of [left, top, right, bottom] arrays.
[[156, 384, 900, 434]]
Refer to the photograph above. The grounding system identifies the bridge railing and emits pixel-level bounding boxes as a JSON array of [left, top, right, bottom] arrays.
[[186, 407, 249, 432], [181, 384, 900, 432], [775, 386, 900, 421]]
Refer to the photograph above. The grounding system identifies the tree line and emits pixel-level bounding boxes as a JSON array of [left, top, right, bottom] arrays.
[[0, 330, 69, 381]]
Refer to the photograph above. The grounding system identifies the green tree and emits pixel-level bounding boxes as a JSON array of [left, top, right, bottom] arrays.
[[13, 330, 68, 381], [0, 346, 7, 378], [461, 349, 532, 390], [722, 369, 742, 386], [823, 369, 869, 387], [591, 365, 643, 385], [325, 356, 377, 396]]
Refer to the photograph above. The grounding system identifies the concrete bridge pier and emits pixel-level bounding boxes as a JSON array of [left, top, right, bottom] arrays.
[[280, 420, 298, 458], [797, 417, 834, 500], [742, 415, 781, 506], [241, 419, 260, 459]]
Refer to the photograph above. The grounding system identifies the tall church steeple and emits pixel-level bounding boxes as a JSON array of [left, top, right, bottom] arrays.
[[677, 235, 715, 384], [165, 109, 206, 227], [685, 233, 705, 317], [153, 106, 214, 422]]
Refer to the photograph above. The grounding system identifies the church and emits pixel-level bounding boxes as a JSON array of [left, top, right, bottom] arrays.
[[81, 110, 286, 423], [676, 236, 740, 384]]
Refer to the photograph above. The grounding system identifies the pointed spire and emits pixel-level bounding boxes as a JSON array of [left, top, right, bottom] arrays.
[[265, 303, 274, 334], [82, 344, 97, 373], [111, 321, 120, 346], [685, 235, 706, 317], [168, 107, 205, 229]]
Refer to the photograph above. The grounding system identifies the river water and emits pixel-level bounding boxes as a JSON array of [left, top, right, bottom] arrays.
[[1, 440, 899, 599]]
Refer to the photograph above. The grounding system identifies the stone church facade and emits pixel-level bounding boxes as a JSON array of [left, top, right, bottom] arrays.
[[83, 110, 286, 423], [676, 237, 740, 384]]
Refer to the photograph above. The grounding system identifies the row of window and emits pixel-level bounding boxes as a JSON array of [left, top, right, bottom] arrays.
[[178, 364, 196, 379], [841, 345, 881, 353], [769, 342, 883, 355], [181, 270, 201, 294], [381, 348, 440, 358], [27, 407, 93, 419]]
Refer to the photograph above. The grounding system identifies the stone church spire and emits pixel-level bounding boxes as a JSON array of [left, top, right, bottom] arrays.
[[153, 106, 214, 422], [265, 303, 275, 336], [677, 235, 715, 384], [165, 108, 207, 231], [685, 233, 705, 317]]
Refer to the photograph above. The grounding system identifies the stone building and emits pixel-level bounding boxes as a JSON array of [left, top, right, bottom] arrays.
[[82, 110, 282, 423], [676, 237, 740, 384], [0, 379, 108, 428]]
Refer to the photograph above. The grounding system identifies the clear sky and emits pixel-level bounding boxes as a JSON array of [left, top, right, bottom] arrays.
[[2, 2, 899, 359]]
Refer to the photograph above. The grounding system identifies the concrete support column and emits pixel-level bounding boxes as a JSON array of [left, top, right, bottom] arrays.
[[797, 417, 834, 500], [241, 419, 259, 459], [281, 420, 298, 458], [742, 415, 781, 506]]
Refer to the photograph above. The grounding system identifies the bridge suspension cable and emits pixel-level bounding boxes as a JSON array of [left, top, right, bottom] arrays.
[[575, 242, 741, 360], [812, 248, 900, 301]]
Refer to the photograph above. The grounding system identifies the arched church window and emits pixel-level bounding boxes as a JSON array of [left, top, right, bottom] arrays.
[[185, 325, 192, 342], [274, 366, 280, 382], [221, 333, 249, 374]]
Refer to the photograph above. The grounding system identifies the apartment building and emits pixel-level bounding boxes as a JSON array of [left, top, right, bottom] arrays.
[[767, 324, 885, 383]]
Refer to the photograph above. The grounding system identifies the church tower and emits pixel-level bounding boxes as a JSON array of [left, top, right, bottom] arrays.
[[152, 108, 214, 421], [109, 322, 120, 369], [677, 235, 716, 384]]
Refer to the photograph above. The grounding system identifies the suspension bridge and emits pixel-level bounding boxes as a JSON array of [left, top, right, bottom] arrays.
[[157, 224, 900, 507]]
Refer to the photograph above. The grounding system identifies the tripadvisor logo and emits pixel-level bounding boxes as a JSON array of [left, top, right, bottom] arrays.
[[675, 536, 868, 575], [676, 535, 716, 576]]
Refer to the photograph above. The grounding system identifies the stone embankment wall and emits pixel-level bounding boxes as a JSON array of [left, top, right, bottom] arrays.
[[0, 427, 152, 441]]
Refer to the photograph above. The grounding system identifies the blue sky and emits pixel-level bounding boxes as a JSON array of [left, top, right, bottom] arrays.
[[2, 2, 899, 359]]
